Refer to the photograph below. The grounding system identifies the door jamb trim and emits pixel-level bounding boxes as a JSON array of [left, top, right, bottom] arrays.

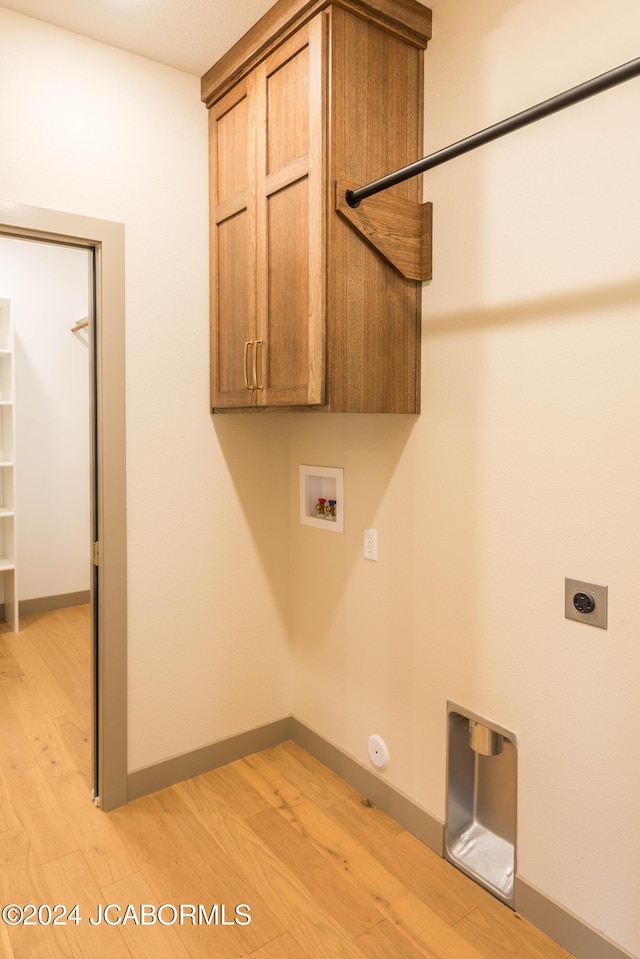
[[0, 199, 128, 810]]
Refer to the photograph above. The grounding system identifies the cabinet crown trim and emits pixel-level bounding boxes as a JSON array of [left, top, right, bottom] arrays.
[[201, 0, 432, 107]]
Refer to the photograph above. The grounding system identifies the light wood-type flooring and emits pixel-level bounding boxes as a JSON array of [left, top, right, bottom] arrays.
[[0, 607, 576, 959]]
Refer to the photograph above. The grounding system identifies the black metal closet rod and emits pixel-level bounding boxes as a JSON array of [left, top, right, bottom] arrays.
[[345, 56, 640, 208]]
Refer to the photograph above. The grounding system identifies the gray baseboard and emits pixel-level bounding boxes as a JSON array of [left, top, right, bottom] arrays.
[[19, 591, 91, 616], [127, 717, 294, 801], [515, 878, 636, 959], [126, 716, 637, 959]]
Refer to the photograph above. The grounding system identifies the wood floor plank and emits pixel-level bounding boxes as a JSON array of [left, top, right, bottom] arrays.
[[4, 765, 79, 864], [354, 917, 431, 958], [3, 621, 77, 718], [54, 711, 92, 787], [242, 742, 357, 811], [453, 902, 573, 959], [0, 916, 17, 959], [100, 872, 192, 959], [48, 769, 138, 890], [232, 750, 307, 811], [0, 762, 21, 831], [0, 631, 23, 683], [248, 932, 312, 957], [174, 776, 373, 959], [0, 684, 39, 776], [151, 783, 286, 954], [110, 791, 270, 959], [0, 826, 74, 959], [377, 892, 489, 959], [4, 658, 139, 891], [395, 831, 490, 922], [274, 799, 407, 903], [29, 608, 90, 717], [41, 850, 132, 959], [326, 797, 487, 924], [191, 761, 273, 819], [324, 793, 405, 847], [0, 825, 52, 907], [46, 607, 90, 666], [275, 741, 363, 807], [3, 675, 82, 782], [246, 805, 382, 938], [272, 800, 488, 959]]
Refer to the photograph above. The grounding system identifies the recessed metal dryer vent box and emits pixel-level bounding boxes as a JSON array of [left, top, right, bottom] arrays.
[[445, 703, 517, 907]]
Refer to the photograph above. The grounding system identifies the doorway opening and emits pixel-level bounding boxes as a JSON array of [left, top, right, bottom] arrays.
[[0, 199, 127, 811], [0, 236, 94, 796]]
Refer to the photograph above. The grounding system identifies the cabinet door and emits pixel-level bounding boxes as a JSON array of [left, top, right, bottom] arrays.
[[254, 15, 326, 407], [210, 78, 257, 408]]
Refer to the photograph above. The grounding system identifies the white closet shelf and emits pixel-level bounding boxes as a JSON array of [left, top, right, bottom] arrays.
[[0, 297, 18, 631]]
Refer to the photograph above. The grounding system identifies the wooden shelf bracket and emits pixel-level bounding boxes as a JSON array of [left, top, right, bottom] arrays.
[[335, 179, 432, 282]]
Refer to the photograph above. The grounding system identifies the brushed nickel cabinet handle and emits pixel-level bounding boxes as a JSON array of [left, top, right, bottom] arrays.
[[244, 340, 254, 391], [254, 339, 264, 391]]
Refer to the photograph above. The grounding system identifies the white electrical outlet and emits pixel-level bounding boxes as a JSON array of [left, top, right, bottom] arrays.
[[364, 528, 377, 561]]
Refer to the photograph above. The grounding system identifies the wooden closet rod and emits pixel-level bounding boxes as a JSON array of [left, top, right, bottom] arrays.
[[345, 56, 640, 208]]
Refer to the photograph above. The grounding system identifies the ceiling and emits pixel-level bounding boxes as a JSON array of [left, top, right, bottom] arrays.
[[0, 0, 279, 76]]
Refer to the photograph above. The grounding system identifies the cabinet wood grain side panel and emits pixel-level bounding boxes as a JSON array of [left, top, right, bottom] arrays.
[[327, 7, 422, 412]]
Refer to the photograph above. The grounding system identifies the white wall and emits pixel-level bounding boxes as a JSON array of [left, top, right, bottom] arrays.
[[0, 8, 292, 771], [0, 237, 90, 601], [290, 0, 640, 955]]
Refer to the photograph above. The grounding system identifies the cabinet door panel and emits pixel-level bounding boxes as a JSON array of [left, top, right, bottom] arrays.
[[256, 15, 326, 407], [210, 81, 256, 408], [215, 210, 255, 401], [264, 178, 309, 394], [216, 94, 249, 202], [266, 43, 310, 173]]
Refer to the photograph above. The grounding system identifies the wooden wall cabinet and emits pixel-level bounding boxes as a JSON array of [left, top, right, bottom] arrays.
[[203, 0, 432, 413]]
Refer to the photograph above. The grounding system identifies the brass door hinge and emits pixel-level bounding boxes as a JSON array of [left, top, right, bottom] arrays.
[[93, 541, 100, 566]]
